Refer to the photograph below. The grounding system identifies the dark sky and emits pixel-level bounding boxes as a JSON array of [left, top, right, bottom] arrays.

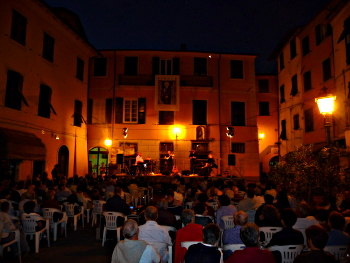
[[45, 0, 330, 74]]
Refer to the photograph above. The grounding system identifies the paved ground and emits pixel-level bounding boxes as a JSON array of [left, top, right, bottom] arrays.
[[3, 220, 119, 263]]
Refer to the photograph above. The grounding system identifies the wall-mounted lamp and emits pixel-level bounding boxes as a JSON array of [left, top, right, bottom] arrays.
[[123, 128, 128, 138], [174, 127, 180, 140], [259, 132, 265, 140], [104, 138, 112, 147], [51, 133, 59, 140]]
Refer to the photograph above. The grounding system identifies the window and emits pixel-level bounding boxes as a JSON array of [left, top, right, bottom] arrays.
[[105, 99, 113, 124], [115, 98, 145, 124], [280, 85, 285, 103], [279, 52, 285, 71], [302, 36, 310, 56], [160, 143, 174, 153], [291, 74, 298, 96], [259, 102, 270, 116], [124, 57, 138, 76], [323, 58, 332, 81], [194, 57, 207, 76], [290, 38, 297, 59], [42, 32, 54, 62], [193, 100, 207, 125], [38, 84, 56, 118], [231, 143, 245, 153], [315, 23, 332, 46], [92, 99, 106, 123], [73, 100, 84, 127], [293, 114, 300, 130], [258, 79, 269, 93], [280, 120, 287, 140], [76, 58, 84, 81], [230, 60, 243, 79], [159, 111, 174, 125], [231, 102, 245, 126], [304, 108, 314, 132], [303, 71, 312, 92], [152, 57, 180, 76], [93, 58, 107, 76], [5, 70, 28, 110], [124, 99, 138, 123], [11, 10, 27, 45], [342, 17, 350, 65]]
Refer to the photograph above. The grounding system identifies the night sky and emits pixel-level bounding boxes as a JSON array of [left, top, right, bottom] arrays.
[[44, 0, 330, 74]]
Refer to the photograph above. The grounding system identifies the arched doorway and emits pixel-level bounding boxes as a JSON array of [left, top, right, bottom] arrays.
[[269, 155, 279, 167], [58, 145, 69, 177], [88, 147, 108, 176]]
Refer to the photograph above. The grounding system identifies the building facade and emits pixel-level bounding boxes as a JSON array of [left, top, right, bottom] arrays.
[[88, 50, 278, 181], [270, 0, 350, 156], [0, 0, 98, 181]]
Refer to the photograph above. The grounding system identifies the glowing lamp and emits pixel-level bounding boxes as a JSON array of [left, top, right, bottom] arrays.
[[315, 95, 336, 115], [259, 132, 265, 140], [104, 138, 112, 147]]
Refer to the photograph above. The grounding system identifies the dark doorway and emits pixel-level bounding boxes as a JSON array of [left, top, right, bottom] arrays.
[[58, 145, 69, 177]]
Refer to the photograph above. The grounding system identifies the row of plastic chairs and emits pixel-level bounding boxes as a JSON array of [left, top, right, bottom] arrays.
[[0, 222, 22, 263]]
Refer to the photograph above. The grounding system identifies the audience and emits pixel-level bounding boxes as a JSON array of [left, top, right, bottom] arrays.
[[225, 222, 275, 263], [111, 219, 160, 263], [174, 209, 203, 263], [326, 211, 350, 246], [184, 223, 222, 263], [294, 225, 336, 263], [237, 188, 260, 212], [216, 194, 237, 230], [156, 198, 177, 228]]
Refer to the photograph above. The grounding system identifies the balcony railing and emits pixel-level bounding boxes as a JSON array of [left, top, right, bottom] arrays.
[[119, 74, 213, 87]]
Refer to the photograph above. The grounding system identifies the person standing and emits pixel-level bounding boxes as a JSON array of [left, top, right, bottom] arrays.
[[165, 150, 174, 174], [189, 149, 198, 174]]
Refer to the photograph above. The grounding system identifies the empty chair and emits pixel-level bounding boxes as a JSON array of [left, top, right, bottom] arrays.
[[41, 208, 67, 241], [21, 215, 50, 253], [246, 210, 257, 223], [259, 227, 282, 244], [267, 245, 304, 263], [324, 245, 348, 260], [0, 222, 21, 262], [102, 211, 127, 246], [222, 215, 235, 230], [148, 241, 173, 263], [64, 204, 84, 231], [91, 200, 106, 226], [138, 187, 149, 205]]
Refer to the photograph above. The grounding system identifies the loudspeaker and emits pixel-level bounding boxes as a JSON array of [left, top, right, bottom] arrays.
[[117, 154, 124, 164], [228, 154, 236, 166]]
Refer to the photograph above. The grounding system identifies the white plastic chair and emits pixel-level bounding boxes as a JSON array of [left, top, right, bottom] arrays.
[[185, 202, 193, 209], [102, 211, 127, 246], [267, 245, 304, 263], [91, 200, 106, 226], [222, 215, 235, 229], [148, 241, 172, 263], [41, 208, 67, 241], [223, 244, 246, 253], [64, 204, 84, 231], [161, 225, 177, 233], [21, 215, 50, 253], [139, 187, 149, 205], [0, 222, 21, 262], [208, 202, 218, 211], [181, 241, 201, 250], [259, 227, 282, 244], [324, 245, 348, 260], [246, 210, 256, 223]]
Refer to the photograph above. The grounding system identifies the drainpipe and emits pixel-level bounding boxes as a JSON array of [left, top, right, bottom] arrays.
[[218, 54, 222, 171]]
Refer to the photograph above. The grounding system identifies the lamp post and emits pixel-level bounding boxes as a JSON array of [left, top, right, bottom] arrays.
[[315, 94, 336, 146]]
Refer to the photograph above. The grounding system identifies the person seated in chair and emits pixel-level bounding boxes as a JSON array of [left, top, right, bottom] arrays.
[[225, 222, 275, 263], [22, 201, 46, 231], [184, 223, 222, 263], [194, 203, 213, 227], [294, 225, 336, 263], [111, 219, 160, 263], [326, 211, 350, 246]]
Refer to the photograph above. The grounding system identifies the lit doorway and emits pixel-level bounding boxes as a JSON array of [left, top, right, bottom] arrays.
[[88, 147, 108, 176]]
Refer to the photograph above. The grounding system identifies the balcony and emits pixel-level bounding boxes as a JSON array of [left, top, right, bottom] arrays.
[[119, 74, 213, 87]]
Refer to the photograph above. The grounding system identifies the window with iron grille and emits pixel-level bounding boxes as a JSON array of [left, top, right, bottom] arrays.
[[231, 143, 245, 153]]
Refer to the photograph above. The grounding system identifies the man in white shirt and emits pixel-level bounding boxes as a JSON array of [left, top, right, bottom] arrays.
[[111, 219, 160, 263], [135, 152, 145, 175], [139, 206, 172, 262]]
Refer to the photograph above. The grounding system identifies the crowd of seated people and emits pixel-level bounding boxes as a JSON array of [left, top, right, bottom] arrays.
[[2, 173, 350, 263]]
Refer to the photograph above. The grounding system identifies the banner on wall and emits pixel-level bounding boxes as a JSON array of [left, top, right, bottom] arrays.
[[154, 75, 180, 111]]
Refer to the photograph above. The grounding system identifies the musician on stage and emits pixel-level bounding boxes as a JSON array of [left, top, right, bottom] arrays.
[[189, 149, 197, 174], [135, 152, 145, 175], [204, 153, 218, 176], [164, 150, 174, 174]]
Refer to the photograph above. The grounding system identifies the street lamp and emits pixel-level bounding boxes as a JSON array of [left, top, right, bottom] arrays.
[[104, 138, 112, 147], [315, 94, 336, 145]]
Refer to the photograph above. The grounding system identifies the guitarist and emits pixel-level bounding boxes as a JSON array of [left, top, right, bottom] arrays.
[[164, 150, 174, 174]]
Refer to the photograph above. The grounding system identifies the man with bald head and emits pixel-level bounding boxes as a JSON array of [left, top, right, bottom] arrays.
[[223, 211, 248, 245], [111, 219, 160, 263], [139, 206, 172, 262]]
